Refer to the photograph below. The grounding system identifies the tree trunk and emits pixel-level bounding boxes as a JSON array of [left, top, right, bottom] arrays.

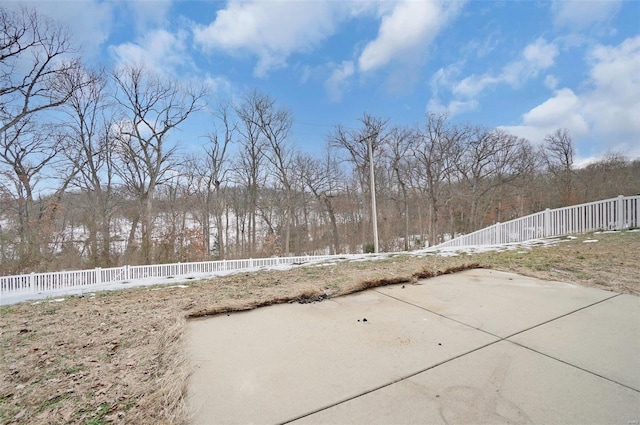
[[323, 194, 340, 255], [141, 194, 154, 263], [100, 217, 111, 266], [125, 213, 139, 258], [214, 181, 225, 259]]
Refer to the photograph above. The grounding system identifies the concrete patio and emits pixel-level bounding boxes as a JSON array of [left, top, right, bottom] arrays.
[[186, 269, 640, 424]]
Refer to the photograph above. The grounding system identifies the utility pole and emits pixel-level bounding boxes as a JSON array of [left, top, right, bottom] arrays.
[[368, 136, 379, 253]]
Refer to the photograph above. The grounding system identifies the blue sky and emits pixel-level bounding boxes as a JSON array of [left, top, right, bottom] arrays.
[[12, 0, 640, 161]]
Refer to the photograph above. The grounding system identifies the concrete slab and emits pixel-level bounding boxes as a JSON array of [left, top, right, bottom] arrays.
[[376, 269, 616, 337], [186, 271, 640, 425], [291, 341, 640, 425], [510, 294, 640, 390], [186, 290, 498, 425]]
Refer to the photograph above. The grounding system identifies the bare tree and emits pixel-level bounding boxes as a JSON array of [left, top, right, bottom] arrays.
[[0, 6, 85, 135], [580, 153, 637, 201], [0, 117, 64, 267], [0, 6, 90, 269], [234, 93, 266, 256], [329, 113, 388, 250], [504, 138, 544, 217], [202, 101, 235, 259], [0, 122, 84, 272], [384, 126, 414, 250], [60, 67, 119, 266], [297, 147, 344, 254], [153, 167, 205, 263], [226, 185, 250, 257], [544, 128, 576, 206], [456, 128, 525, 230], [112, 65, 205, 263], [413, 113, 466, 246], [243, 91, 296, 255], [329, 114, 388, 189]]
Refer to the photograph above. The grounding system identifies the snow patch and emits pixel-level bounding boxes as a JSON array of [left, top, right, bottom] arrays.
[[151, 285, 189, 291], [1, 233, 615, 306]]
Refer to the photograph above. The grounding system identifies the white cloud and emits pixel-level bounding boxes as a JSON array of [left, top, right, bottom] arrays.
[[203, 75, 233, 96], [427, 97, 478, 116], [192, 0, 463, 92], [499, 38, 559, 87], [450, 38, 558, 98], [500, 36, 640, 158], [110, 29, 192, 76], [551, 0, 622, 30], [427, 62, 481, 114], [523, 38, 559, 69], [544, 75, 559, 90], [325, 61, 355, 103], [522, 88, 581, 127], [430, 63, 461, 91], [193, 1, 348, 77], [12, 0, 114, 60], [122, 0, 173, 31], [453, 74, 498, 98], [582, 36, 640, 144], [15, 0, 177, 62], [501, 88, 590, 143], [358, 0, 463, 72], [433, 37, 559, 115]]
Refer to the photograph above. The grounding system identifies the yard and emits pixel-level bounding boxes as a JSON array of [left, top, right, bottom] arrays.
[[1, 231, 638, 425]]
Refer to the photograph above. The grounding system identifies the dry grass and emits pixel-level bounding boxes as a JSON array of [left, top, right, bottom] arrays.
[[471, 230, 640, 296], [1, 230, 638, 424]]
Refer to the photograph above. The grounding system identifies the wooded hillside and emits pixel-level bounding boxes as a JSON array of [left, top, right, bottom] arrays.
[[1, 7, 638, 275]]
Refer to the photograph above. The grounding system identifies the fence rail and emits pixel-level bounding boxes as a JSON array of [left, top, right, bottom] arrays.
[[435, 195, 639, 249], [1, 254, 335, 298]]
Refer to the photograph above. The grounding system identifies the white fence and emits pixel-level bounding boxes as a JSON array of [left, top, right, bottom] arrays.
[[435, 195, 640, 249], [2, 195, 638, 301], [0, 254, 335, 298]]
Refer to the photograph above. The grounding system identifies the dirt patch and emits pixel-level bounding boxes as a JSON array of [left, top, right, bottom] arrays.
[[338, 262, 483, 295], [188, 262, 483, 319], [187, 285, 327, 318], [1, 231, 638, 424]]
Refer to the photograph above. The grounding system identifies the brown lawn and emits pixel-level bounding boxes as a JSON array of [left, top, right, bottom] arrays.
[[1, 230, 638, 424]]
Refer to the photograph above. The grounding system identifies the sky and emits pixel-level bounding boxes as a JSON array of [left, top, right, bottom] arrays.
[[8, 0, 640, 162]]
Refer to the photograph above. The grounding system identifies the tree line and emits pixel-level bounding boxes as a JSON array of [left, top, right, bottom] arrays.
[[1, 7, 638, 274]]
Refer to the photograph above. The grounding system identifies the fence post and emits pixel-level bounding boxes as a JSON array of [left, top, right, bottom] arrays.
[[635, 196, 640, 229], [95, 267, 102, 285], [495, 223, 501, 244], [249, 258, 254, 268], [544, 208, 550, 237], [617, 195, 625, 230], [30, 272, 35, 293], [125, 265, 130, 281]]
